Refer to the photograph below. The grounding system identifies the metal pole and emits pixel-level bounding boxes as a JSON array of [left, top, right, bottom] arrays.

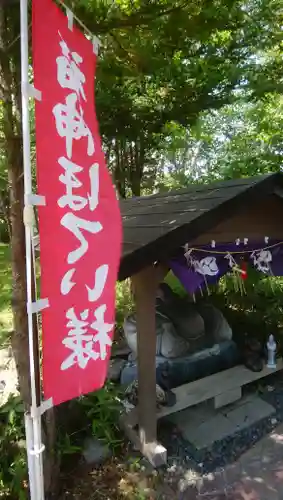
[[24, 413, 36, 500], [20, 0, 45, 498]]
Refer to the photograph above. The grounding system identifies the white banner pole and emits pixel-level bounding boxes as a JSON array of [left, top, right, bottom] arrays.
[[24, 413, 36, 499], [20, 0, 45, 499]]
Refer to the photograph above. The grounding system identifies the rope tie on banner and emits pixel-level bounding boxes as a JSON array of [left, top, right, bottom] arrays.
[[23, 194, 47, 229], [27, 298, 50, 315], [66, 8, 74, 31], [22, 82, 42, 101], [23, 204, 35, 229], [29, 444, 46, 457], [185, 241, 283, 256], [56, 0, 101, 54], [27, 194, 46, 207], [30, 398, 54, 418]]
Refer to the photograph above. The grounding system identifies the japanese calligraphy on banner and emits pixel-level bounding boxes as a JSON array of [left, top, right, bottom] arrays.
[[32, 0, 122, 405]]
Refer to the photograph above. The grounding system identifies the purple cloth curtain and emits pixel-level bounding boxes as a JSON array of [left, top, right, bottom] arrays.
[[170, 240, 283, 295]]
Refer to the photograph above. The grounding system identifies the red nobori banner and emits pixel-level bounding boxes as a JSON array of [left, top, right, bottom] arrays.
[[32, 0, 122, 406]]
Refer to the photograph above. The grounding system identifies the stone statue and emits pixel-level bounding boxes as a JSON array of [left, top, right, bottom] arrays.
[[121, 282, 238, 388]]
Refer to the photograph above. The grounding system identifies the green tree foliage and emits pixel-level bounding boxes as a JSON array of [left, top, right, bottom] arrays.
[[0, 396, 27, 500], [69, 0, 283, 196], [211, 95, 283, 179], [157, 92, 283, 190]]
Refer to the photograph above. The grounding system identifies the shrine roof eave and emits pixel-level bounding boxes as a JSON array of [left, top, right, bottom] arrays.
[[118, 172, 283, 281]]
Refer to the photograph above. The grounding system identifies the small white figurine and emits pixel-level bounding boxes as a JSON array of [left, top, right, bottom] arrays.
[[267, 334, 277, 369]]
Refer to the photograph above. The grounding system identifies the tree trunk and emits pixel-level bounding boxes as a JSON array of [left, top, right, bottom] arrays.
[[9, 137, 32, 405], [130, 138, 144, 197], [0, 191, 12, 242], [114, 139, 126, 198], [0, 5, 31, 407]]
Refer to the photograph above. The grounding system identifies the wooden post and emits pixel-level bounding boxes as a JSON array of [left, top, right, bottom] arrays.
[[134, 267, 157, 443], [131, 266, 167, 467]]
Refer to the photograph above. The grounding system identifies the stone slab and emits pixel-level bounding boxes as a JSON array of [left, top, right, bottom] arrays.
[[224, 395, 275, 432], [188, 414, 236, 449], [168, 400, 235, 449], [214, 386, 242, 409], [82, 437, 111, 465], [168, 396, 276, 450], [167, 400, 213, 429]]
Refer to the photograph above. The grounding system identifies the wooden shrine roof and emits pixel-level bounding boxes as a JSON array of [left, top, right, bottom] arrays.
[[118, 172, 283, 280]]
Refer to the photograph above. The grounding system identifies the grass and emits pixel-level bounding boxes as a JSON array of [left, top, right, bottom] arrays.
[[0, 244, 12, 347]]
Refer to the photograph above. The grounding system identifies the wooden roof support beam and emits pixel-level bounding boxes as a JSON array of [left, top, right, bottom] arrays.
[[129, 264, 168, 467]]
